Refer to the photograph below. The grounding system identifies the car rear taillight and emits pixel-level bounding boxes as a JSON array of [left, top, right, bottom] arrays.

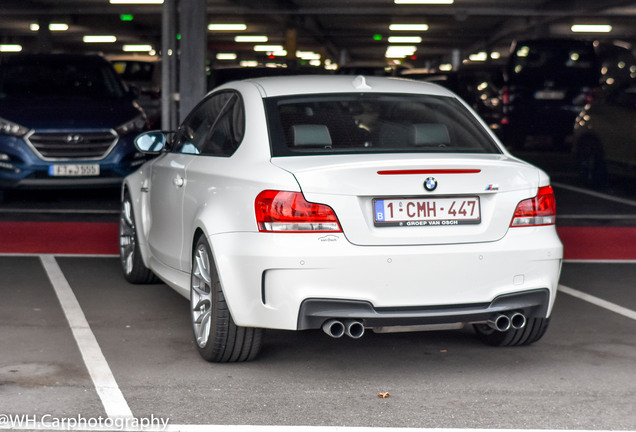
[[510, 186, 556, 227], [255, 190, 342, 232]]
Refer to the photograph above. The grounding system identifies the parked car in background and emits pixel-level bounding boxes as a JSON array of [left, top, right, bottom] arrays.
[[500, 38, 636, 149], [0, 53, 149, 195], [110, 56, 161, 127], [573, 77, 636, 185], [120, 75, 562, 362], [401, 62, 505, 135]]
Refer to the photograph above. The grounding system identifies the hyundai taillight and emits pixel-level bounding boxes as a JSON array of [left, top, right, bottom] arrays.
[[510, 186, 556, 227], [255, 190, 342, 232]]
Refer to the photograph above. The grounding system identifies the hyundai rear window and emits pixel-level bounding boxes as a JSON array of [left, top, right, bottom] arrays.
[[266, 93, 501, 156]]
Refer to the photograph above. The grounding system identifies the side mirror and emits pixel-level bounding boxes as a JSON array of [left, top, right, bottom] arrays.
[[135, 131, 167, 153]]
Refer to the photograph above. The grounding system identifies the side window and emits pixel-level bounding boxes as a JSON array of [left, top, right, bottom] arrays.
[[172, 92, 234, 155], [203, 95, 245, 156]]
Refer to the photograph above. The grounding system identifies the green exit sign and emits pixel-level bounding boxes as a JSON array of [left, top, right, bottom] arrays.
[[120, 14, 134, 22]]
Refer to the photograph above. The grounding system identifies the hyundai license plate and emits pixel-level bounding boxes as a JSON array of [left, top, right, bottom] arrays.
[[48, 164, 100, 177], [374, 197, 480, 227]]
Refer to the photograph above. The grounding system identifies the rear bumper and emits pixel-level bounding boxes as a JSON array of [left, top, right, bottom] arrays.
[[208, 226, 563, 331], [298, 289, 549, 330]]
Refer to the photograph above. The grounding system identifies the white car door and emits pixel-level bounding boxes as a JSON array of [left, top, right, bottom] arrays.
[[147, 152, 191, 270], [148, 91, 239, 271]]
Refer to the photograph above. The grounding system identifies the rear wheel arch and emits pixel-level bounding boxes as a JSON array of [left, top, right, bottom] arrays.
[[190, 234, 263, 362]]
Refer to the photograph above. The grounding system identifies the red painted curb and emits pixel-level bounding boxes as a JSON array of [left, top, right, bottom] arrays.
[[1, 222, 635, 260]]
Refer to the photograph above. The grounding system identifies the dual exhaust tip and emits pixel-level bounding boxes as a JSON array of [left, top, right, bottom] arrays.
[[487, 312, 527, 332], [322, 319, 365, 339], [322, 312, 526, 338]]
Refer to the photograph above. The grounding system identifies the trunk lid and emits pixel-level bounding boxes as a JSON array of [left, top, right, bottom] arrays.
[[271, 153, 541, 246]]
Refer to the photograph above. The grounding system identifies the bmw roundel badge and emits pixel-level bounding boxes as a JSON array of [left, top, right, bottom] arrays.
[[424, 177, 438, 192]]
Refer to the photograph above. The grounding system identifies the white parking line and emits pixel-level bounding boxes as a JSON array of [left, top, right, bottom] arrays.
[[40, 255, 134, 420], [22, 256, 633, 432], [552, 181, 636, 207], [559, 284, 636, 321], [1, 424, 630, 432]]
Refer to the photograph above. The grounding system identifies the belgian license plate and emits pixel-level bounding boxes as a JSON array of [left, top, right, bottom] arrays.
[[374, 197, 481, 227], [48, 164, 100, 177]]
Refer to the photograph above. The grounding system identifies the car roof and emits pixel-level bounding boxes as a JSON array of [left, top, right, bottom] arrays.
[[222, 74, 455, 98]]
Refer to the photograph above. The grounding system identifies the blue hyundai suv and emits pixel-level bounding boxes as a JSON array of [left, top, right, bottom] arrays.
[[0, 53, 149, 192]]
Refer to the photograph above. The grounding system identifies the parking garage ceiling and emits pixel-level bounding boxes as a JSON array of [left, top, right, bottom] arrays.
[[1, 0, 636, 68]]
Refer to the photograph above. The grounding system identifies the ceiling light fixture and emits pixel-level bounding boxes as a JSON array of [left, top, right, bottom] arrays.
[[0, 44, 22, 52], [30, 23, 69, 31], [123, 44, 153, 52], [235, 35, 268, 43], [388, 36, 423, 43], [385, 45, 417, 58], [83, 35, 117, 43], [49, 23, 69, 31], [209, 24, 247, 31], [253, 45, 284, 52], [571, 24, 612, 33], [468, 52, 488, 61], [394, 0, 454, 4], [389, 24, 429, 31], [216, 53, 238, 60], [296, 51, 321, 60], [109, 0, 163, 4]]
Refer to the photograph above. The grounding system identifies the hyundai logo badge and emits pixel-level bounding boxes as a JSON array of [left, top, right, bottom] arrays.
[[424, 177, 437, 192]]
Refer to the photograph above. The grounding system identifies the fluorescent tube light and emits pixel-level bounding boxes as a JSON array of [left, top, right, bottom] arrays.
[[385, 45, 417, 58], [571, 24, 612, 33], [216, 53, 238, 60], [468, 52, 488, 61], [0, 44, 22, 52], [253, 45, 284, 52], [109, 0, 163, 4], [395, 0, 453, 4], [235, 35, 268, 43], [208, 24, 247, 31], [388, 36, 422, 43], [30, 23, 69, 31], [389, 24, 429, 31], [123, 44, 153, 52], [83, 35, 117, 43]]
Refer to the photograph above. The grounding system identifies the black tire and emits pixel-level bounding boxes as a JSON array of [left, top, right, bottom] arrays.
[[473, 317, 550, 347], [190, 235, 263, 362], [576, 135, 607, 187], [119, 190, 159, 284]]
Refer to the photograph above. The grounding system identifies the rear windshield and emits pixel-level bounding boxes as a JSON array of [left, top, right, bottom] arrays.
[[265, 93, 501, 156], [509, 43, 597, 85], [0, 57, 127, 100]]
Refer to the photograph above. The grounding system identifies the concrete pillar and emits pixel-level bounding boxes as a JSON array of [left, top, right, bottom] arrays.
[[37, 17, 52, 53], [178, 0, 207, 123], [161, 0, 178, 130], [451, 48, 461, 70]]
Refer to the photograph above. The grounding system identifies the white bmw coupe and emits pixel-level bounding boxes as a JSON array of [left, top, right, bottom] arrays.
[[119, 75, 562, 362]]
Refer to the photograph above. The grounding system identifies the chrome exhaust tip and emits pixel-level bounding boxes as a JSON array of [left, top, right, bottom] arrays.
[[509, 312, 527, 330], [344, 319, 365, 339], [322, 319, 345, 338], [487, 314, 511, 332]]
